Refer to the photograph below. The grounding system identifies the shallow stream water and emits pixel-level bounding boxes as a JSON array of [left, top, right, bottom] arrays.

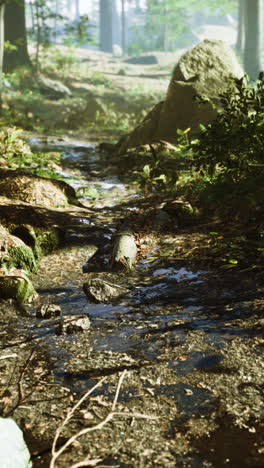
[[14, 136, 264, 467]]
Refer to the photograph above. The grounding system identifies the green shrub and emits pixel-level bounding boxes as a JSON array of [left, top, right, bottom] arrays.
[[192, 76, 264, 184], [0, 127, 62, 173], [190, 76, 264, 218]]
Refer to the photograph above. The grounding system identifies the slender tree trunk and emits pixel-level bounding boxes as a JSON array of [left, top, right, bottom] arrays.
[[236, 0, 245, 55], [0, 2, 5, 112], [244, 0, 260, 79], [35, 1, 41, 72], [4, 0, 31, 72], [54, 0, 59, 43], [67, 0, 73, 20], [259, 0, 264, 72], [112, 0, 121, 48], [99, 0, 113, 53], [121, 0, 125, 54], [75, 0, 80, 21], [162, 0, 168, 51]]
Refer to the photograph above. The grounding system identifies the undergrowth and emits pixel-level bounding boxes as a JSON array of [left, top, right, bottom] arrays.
[[132, 76, 264, 222], [0, 127, 62, 177]]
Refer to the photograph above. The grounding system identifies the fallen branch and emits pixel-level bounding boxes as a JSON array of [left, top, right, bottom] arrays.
[[50, 370, 158, 468], [0, 353, 17, 360]]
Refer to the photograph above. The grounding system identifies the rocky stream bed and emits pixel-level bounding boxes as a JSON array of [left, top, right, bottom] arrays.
[[0, 137, 263, 467]]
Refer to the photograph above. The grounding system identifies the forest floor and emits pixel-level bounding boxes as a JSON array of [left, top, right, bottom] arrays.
[[0, 48, 264, 468]]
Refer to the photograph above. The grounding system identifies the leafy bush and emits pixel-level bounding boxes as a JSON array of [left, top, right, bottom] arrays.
[[131, 129, 194, 193], [191, 76, 264, 217], [0, 127, 61, 174], [192, 76, 264, 181]]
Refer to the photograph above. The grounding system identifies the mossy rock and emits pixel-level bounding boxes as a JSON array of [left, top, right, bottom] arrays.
[[11, 225, 60, 262], [163, 200, 199, 226], [0, 275, 37, 303], [0, 170, 76, 208], [0, 224, 37, 274], [35, 228, 60, 257], [4, 245, 37, 273]]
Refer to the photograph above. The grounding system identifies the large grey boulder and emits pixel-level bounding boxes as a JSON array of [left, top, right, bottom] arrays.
[[117, 40, 244, 153]]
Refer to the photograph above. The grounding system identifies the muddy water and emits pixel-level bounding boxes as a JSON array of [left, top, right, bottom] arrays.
[[20, 137, 264, 467]]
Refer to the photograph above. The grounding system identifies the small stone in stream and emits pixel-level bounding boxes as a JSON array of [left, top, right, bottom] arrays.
[[56, 315, 90, 335], [83, 279, 130, 303], [36, 303, 61, 319]]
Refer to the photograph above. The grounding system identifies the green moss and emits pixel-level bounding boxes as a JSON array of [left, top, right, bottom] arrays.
[[35, 229, 60, 257], [0, 276, 36, 303], [6, 245, 37, 273], [10, 226, 60, 264]]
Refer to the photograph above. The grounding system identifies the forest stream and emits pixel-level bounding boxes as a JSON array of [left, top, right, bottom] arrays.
[[1, 136, 264, 468]]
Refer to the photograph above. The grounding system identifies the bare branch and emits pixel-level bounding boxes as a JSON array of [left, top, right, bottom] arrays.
[[50, 371, 158, 468]]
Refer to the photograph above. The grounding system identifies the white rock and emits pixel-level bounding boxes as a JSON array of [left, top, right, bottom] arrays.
[[0, 418, 32, 468]]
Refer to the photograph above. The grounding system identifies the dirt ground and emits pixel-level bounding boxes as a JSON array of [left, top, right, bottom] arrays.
[[0, 135, 263, 468]]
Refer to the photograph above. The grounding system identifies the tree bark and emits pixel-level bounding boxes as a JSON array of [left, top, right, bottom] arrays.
[[99, 0, 113, 53], [75, 0, 80, 22], [110, 226, 137, 270], [4, 0, 31, 72], [112, 0, 121, 48], [121, 0, 125, 54], [244, 0, 261, 79], [236, 0, 245, 55], [0, 2, 5, 112]]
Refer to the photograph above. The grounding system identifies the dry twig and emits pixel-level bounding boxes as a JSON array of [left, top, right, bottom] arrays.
[[50, 370, 158, 468]]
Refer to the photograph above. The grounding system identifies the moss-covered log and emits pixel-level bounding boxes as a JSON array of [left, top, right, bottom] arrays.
[[110, 226, 137, 270]]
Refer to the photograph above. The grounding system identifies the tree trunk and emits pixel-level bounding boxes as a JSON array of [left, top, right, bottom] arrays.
[[121, 0, 125, 54], [35, 1, 41, 72], [4, 0, 31, 72], [75, 0, 80, 22], [0, 2, 5, 112], [236, 0, 245, 55], [259, 0, 264, 72], [112, 0, 121, 48], [244, 0, 261, 79], [162, 0, 168, 52], [54, 0, 59, 43], [67, 0, 73, 20], [29, 1, 35, 34], [99, 0, 113, 53]]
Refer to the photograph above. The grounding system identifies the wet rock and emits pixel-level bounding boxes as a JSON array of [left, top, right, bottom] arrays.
[[83, 278, 130, 303], [0, 274, 37, 303], [37, 75, 71, 100], [0, 417, 32, 468], [117, 40, 244, 153], [36, 303, 61, 319], [56, 314, 90, 334]]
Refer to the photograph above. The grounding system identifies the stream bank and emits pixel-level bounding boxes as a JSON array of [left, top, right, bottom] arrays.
[[0, 137, 263, 468]]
